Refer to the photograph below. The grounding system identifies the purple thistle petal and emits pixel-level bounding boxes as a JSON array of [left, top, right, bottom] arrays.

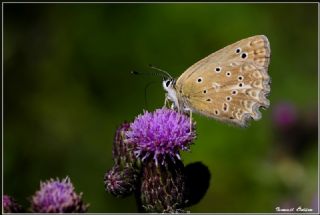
[[126, 108, 196, 165]]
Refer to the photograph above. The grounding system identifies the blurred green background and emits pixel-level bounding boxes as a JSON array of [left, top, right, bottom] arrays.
[[3, 3, 318, 213]]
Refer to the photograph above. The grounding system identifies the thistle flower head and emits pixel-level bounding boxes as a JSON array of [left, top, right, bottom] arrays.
[[3, 195, 23, 213], [126, 108, 196, 165], [104, 165, 139, 198], [31, 177, 88, 213]]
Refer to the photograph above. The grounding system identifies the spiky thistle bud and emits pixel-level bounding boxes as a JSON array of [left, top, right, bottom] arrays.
[[104, 164, 139, 198], [3, 195, 23, 213], [31, 177, 88, 213], [113, 122, 140, 168]]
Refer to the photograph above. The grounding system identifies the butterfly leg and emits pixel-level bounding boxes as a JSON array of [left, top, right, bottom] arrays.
[[163, 94, 169, 108], [183, 107, 192, 132]]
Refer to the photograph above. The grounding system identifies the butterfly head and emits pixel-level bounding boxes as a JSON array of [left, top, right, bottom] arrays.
[[163, 78, 180, 109], [162, 78, 175, 91]]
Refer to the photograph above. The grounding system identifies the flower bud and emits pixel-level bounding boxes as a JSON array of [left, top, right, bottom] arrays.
[[104, 165, 139, 198]]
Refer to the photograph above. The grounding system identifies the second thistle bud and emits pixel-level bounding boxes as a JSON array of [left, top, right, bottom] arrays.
[[104, 165, 139, 198], [112, 122, 139, 168]]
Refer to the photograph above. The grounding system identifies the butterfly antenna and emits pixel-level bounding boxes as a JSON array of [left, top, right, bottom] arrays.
[[131, 70, 163, 77], [148, 64, 172, 79]]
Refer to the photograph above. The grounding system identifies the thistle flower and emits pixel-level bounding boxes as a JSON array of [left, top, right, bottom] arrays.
[[104, 108, 207, 213], [126, 108, 196, 165], [104, 165, 139, 198], [140, 158, 187, 213], [3, 195, 23, 213], [31, 177, 88, 213]]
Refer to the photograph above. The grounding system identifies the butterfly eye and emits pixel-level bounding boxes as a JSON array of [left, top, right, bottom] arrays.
[[232, 90, 238, 95], [238, 75, 244, 81], [203, 90, 207, 94], [215, 67, 221, 73], [226, 71, 231, 77], [241, 52, 248, 59], [166, 80, 171, 87], [239, 83, 243, 87], [235, 48, 241, 54]]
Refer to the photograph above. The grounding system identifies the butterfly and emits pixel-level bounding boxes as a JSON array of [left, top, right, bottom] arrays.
[[162, 35, 271, 127]]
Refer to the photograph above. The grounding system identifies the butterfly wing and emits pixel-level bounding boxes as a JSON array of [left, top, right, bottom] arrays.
[[175, 35, 271, 126]]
